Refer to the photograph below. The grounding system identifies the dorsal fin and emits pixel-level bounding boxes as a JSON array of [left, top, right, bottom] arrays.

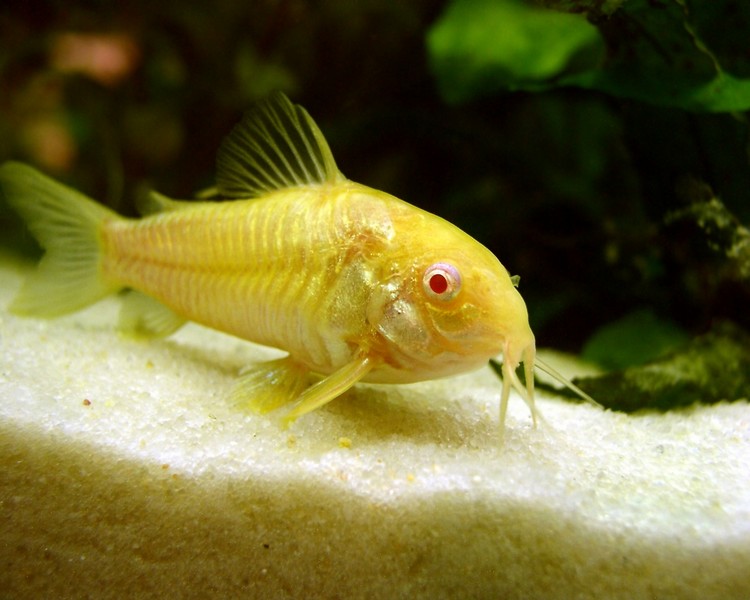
[[217, 91, 344, 199]]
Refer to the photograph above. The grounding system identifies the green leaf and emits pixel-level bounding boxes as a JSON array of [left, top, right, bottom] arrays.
[[427, 0, 604, 104], [556, 68, 750, 113], [427, 0, 750, 112]]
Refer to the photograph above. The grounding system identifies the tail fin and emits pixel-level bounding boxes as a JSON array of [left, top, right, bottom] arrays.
[[0, 161, 121, 317]]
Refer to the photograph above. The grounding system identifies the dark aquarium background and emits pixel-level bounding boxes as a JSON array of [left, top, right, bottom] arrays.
[[2, 0, 750, 388]]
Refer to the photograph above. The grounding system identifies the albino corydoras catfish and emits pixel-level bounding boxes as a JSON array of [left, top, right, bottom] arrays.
[[1, 92, 595, 434]]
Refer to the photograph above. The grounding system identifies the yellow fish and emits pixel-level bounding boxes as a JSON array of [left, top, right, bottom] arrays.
[[1, 93, 589, 433]]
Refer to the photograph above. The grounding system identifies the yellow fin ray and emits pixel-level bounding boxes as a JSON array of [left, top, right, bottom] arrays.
[[231, 357, 310, 414], [216, 91, 344, 199], [283, 355, 376, 425], [0, 162, 120, 317]]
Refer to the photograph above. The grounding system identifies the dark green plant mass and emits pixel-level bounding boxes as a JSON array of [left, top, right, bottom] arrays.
[[429, 0, 750, 111], [426, 0, 750, 409]]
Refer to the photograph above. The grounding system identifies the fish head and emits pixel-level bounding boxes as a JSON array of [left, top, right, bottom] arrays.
[[367, 211, 536, 382]]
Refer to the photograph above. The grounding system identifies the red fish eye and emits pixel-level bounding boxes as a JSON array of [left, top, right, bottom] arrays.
[[429, 273, 448, 294], [423, 263, 461, 301]]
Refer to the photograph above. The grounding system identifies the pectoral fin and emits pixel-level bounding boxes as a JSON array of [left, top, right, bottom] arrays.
[[231, 357, 310, 414], [283, 355, 376, 425]]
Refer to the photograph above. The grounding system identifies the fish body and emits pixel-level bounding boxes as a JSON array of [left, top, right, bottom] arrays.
[[1, 93, 538, 429]]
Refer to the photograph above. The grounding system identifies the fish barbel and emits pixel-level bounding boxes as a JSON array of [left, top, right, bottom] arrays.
[[1, 93, 542, 432]]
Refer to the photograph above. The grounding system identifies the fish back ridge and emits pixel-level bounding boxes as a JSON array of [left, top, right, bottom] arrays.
[[1, 162, 121, 316]]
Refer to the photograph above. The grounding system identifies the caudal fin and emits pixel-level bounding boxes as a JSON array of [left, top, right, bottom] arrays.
[[0, 161, 121, 317]]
